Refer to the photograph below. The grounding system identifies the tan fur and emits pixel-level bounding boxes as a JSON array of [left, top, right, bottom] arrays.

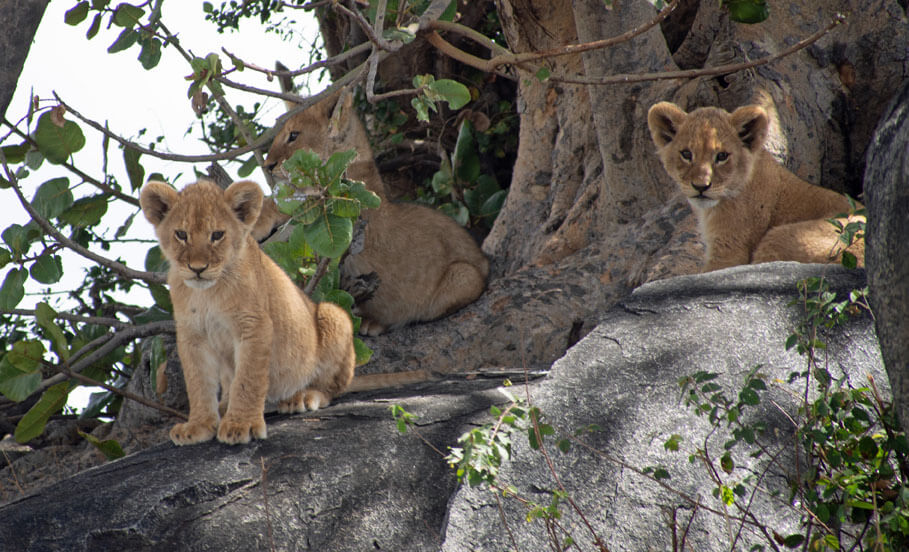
[[647, 101, 864, 271], [261, 86, 489, 335], [140, 179, 357, 445]]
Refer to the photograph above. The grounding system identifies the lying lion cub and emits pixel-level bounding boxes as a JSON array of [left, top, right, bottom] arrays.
[[257, 80, 489, 336], [647, 101, 864, 272], [141, 179, 360, 445]]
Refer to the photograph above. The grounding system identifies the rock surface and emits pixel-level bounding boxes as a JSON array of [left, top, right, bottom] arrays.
[[0, 263, 883, 551], [865, 79, 909, 433]]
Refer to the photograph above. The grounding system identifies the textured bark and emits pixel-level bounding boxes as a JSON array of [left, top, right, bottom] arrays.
[[0, 0, 49, 120], [865, 80, 909, 434]]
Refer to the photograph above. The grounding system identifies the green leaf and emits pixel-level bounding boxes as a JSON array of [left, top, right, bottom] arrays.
[[25, 150, 45, 170], [720, 452, 734, 473], [237, 156, 258, 178], [723, 0, 769, 24], [15, 382, 71, 443], [321, 149, 357, 189], [0, 355, 41, 402], [453, 120, 481, 184], [0, 267, 28, 310], [32, 177, 74, 220], [34, 113, 85, 164], [841, 250, 857, 269], [148, 283, 172, 312], [123, 146, 145, 191], [108, 28, 139, 53], [29, 253, 63, 284], [664, 434, 682, 451], [64, 2, 90, 25], [0, 143, 29, 164], [0, 248, 10, 269], [347, 181, 381, 209], [328, 197, 360, 218], [535, 66, 551, 82], [303, 214, 353, 258], [60, 194, 108, 227], [36, 302, 70, 360], [137, 37, 162, 70], [411, 96, 434, 123], [739, 387, 760, 406], [79, 430, 126, 460], [781, 534, 805, 548], [86, 13, 102, 39], [144, 245, 169, 272], [113, 3, 145, 27], [354, 337, 373, 366], [3, 224, 38, 257], [427, 79, 471, 110]]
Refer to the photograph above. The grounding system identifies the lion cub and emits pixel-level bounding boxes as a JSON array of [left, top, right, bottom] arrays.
[[647, 101, 864, 272], [257, 84, 489, 336], [140, 179, 355, 445]]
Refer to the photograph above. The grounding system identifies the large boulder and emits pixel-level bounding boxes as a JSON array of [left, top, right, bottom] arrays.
[[0, 263, 882, 551], [865, 80, 909, 434]]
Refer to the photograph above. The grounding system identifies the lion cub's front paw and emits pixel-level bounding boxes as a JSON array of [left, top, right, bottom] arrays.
[[277, 389, 331, 413], [217, 416, 267, 445], [170, 421, 217, 446]]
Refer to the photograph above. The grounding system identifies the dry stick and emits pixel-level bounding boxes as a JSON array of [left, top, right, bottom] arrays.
[[494, 491, 521, 552], [302, 256, 332, 297], [1, 155, 165, 285], [43, 358, 187, 421], [1, 118, 141, 207], [221, 40, 371, 80], [554, 14, 845, 86], [1, 308, 126, 329]]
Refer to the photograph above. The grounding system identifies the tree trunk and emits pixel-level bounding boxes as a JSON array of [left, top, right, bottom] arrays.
[[0, 0, 49, 121], [361, 0, 909, 376]]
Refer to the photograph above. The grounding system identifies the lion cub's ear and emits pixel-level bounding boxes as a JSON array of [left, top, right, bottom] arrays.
[[730, 105, 769, 153], [224, 180, 264, 227], [140, 181, 178, 227], [647, 102, 687, 148]]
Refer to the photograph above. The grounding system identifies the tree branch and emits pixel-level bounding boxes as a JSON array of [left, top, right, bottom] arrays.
[[0, 153, 166, 285], [551, 14, 846, 86], [1, 308, 127, 329]]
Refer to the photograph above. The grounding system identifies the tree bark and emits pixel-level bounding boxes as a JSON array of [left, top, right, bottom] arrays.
[[0, 0, 49, 121]]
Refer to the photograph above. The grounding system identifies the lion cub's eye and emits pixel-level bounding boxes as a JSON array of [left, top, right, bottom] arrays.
[[174, 230, 187, 241], [680, 149, 693, 161], [715, 151, 729, 163], [211, 231, 224, 242], [287, 131, 300, 143]]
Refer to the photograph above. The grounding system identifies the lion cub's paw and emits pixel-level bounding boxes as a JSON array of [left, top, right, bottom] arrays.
[[358, 318, 387, 337], [217, 416, 267, 445], [277, 389, 332, 413], [170, 421, 217, 446]]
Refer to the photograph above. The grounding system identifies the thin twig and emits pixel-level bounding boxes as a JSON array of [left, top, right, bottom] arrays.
[[302, 256, 332, 297], [1, 153, 165, 285], [1, 308, 127, 329], [552, 14, 845, 86], [45, 358, 187, 421]]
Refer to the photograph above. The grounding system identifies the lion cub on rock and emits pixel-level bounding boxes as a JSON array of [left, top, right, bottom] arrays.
[[258, 84, 489, 336], [140, 179, 356, 445], [647, 101, 864, 272]]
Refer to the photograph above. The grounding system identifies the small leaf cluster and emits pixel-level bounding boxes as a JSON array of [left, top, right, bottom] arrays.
[[420, 119, 508, 229], [410, 75, 472, 123], [268, 148, 381, 365], [828, 200, 866, 270], [65, 1, 165, 70]]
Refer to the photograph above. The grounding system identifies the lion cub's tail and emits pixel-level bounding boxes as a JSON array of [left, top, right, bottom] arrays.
[[345, 370, 433, 393]]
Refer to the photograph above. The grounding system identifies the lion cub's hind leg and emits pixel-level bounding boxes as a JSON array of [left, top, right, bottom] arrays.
[[278, 302, 355, 413], [753, 216, 865, 267], [426, 260, 488, 322]]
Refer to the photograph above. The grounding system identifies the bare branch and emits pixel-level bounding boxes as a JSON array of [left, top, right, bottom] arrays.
[[1, 308, 127, 329], [552, 14, 846, 86]]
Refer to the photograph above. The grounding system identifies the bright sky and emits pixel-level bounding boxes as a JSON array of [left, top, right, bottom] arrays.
[[4, 1, 323, 409]]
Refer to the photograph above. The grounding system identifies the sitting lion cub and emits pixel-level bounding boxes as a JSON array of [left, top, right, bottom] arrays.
[[257, 81, 489, 335], [140, 179, 356, 445], [647, 101, 864, 272]]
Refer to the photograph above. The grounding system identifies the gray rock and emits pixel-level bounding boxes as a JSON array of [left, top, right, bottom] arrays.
[[0, 263, 883, 552], [865, 79, 909, 434], [443, 262, 883, 552]]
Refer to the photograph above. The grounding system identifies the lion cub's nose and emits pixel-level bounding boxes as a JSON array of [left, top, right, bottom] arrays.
[[189, 264, 209, 277], [692, 182, 711, 193]]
